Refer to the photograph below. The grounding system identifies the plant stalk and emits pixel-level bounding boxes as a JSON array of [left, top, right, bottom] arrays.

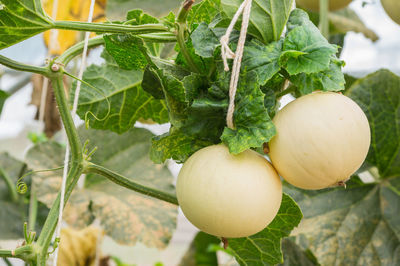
[[0, 55, 49, 76], [54, 21, 170, 34], [84, 162, 178, 205], [176, 0, 199, 73], [319, 0, 329, 38], [35, 74, 84, 265]]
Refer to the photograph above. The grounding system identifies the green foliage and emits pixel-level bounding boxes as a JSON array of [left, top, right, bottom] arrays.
[[70, 51, 169, 134], [347, 70, 400, 178], [280, 239, 318, 266], [0, 89, 8, 115], [229, 194, 302, 265], [179, 232, 220, 266], [0, 0, 53, 50], [187, 0, 221, 30], [280, 9, 337, 75], [221, 71, 276, 154], [221, 0, 294, 44], [25, 127, 178, 248]]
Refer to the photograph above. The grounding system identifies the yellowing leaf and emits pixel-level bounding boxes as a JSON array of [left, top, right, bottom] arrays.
[[43, 0, 107, 55], [58, 226, 104, 266]]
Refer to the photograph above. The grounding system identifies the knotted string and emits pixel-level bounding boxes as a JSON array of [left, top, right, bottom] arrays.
[[220, 0, 252, 129]]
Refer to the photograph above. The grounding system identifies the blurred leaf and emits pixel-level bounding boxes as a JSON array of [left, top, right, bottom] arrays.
[[43, 0, 106, 55], [229, 193, 303, 265], [329, 9, 378, 42], [221, 71, 276, 154], [0, 90, 9, 115], [179, 232, 220, 266], [106, 0, 181, 20], [70, 50, 169, 134], [279, 239, 318, 266], [0, 153, 27, 239], [280, 9, 337, 75], [221, 0, 294, 44], [26, 127, 178, 248], [346, 70, 400, 178], [0, 0, 53, 50], [285, 176, 400, 265]]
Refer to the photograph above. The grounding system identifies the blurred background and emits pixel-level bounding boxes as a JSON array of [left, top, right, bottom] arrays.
[[0, 0, 399, 265]]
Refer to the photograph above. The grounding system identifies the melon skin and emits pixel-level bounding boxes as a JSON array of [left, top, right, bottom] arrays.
[[296, 0, 353, 11], [381, 0, 400, 25], [176, 144, 282, 238], [269, 92, 370, 190]]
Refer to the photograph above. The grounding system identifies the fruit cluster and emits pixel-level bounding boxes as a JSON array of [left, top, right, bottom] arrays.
[[176, 92, 371, 238]]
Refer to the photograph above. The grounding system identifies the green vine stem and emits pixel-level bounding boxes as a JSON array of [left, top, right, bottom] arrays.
[[0, 245, 35, 261], [35, 74, 84, 265], [319, 0, 330, 38], [176, 0, 200, 73], [54, 21, 170, 34], [0, 168, 18, 203], [0, 55, 49, 76], [29, 188, 38, 232], [57, 36, 105, 66], [84, 162, 179, 205]]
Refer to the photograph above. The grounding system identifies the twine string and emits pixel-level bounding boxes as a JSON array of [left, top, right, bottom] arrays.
[[220, 0, 252, 129]]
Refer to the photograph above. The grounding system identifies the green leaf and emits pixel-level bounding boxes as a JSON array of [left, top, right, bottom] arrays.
[[290, 59, 345, 95], [191, 23, 220, 58], [285, 176, 400, 265], [347, 70, 400, 178], [103, 34, 149, 70], [229, 193, 303, 266], [126, 9, 159, 24], [26, 127, 178, 248], [187, 0, 221, 30], [261, 73, 286, 118], [70, 50, 169, 134], [242, 40, 282, 86], [150, 130, 212, 164], [221, 71, 276, 154], [178, 232, 220, 266], [0, 89, 9, 115], [0, 0, 53, 50], [280, 9, 337, 75], [175, 37, 213, 75], [221, 0, 294, 44]]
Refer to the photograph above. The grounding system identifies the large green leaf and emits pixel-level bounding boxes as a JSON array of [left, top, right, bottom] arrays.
[[187, 0, 221, 30], [70, 51, 169, 134], [347, 70, 400, 178], [285, 177, 400, 265], [280, 9, 337, 75], [0, 0, 53, 50], [178, 232, 220, 266], [25, 127, 178, 248], [0, 89, 9, 115], [221, 0, 294, 44], [191, 22, 220, 58], [221, 71, 276, 154], [229, 193, 303, 265]]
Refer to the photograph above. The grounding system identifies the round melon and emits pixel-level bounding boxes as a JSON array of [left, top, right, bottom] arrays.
[[269, 92, 370, 190], [176, 144, 282, 238]]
